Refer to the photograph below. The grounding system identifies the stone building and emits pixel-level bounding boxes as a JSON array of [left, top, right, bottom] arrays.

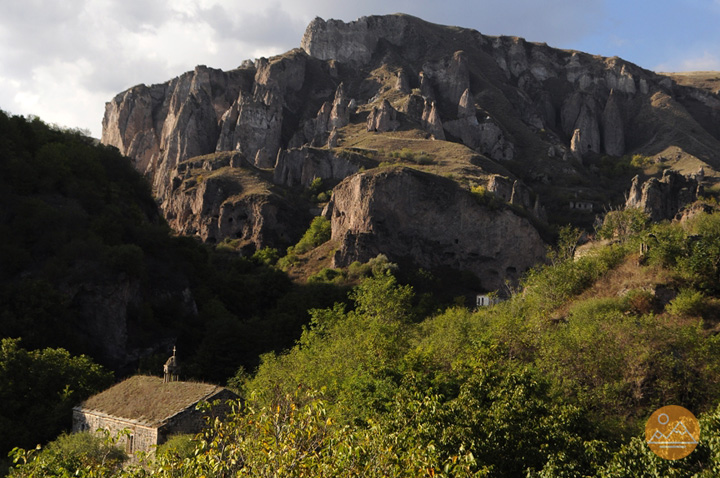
[[72, 375, 237, 457]]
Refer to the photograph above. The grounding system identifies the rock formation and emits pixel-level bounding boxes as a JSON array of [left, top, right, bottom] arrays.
[[329, 83, 351, 130], [101, 13, 720, 279], [486, 175, 532, 209], [367, 99, 400, 132], [273, 146, 368, 188], [601, 90, 625, 156], [163, 153, 308, 250], [421, 100, 445, 140], [324, 167, 547, 290], [625, 170, 703, 221]]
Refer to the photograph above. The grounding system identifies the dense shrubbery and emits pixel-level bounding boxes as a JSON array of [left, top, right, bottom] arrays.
[[0, 339, 112, 459], [7, 110, 720, 476], [9, 432, 127, 478], [389, 148, 435, 165], [11, 209, 720, 475], [0, 111, 349, 458], [277, 216, 332, 270]]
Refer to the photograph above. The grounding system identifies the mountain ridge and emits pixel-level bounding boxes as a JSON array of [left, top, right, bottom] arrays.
[[100, 13, 720, 285]]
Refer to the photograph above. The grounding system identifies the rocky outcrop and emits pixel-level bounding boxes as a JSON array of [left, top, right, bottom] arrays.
[[625, 170, 702, 221], [273, 146, 366, 188], [324, 167, 547, 290], [458, 88, 475, 118], [304, 83, 353, 147], [306, 101, 333, 146], [402, 94, 426, 122], [329, 83, 351, 130], [422, 51, 471, 106], [367, 99, 400, 132], [103, 65, 251, 197], [396, 69, 411, 94], [301, 15, 419, 65], [103, 51, 311, 198], [163, 154, 307, 249], [103, 13, 720, 252], [421, 100, 445, 140], [419, 71, 435, 100], [487, 175, 532, 209], [601, 90, 625, 156], [562, 93, 600, 157], [444, 114, 514, 161]]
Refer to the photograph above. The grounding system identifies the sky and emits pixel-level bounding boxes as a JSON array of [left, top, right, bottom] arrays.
[[1, 0, 719, 138]]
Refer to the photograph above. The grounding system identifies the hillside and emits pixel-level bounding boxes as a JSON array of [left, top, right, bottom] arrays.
[[0, 110, 357, 463], [11, 200, 720, 476], [100, 13, 720, 289], [5, 12, 720, 477]]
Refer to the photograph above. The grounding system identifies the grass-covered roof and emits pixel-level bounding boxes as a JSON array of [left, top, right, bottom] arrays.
[[77, 375, 226, 426]]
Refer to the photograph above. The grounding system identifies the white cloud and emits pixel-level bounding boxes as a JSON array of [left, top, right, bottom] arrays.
[[0, 0, 304, 136], [3, 0, 714, 139], [655, 51, 720, 73]]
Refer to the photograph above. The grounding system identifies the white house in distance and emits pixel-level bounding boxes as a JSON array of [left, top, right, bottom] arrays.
[[476, 294, 502, 307]]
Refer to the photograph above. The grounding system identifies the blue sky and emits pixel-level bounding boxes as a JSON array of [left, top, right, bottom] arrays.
[[1, 0, 718, 138]]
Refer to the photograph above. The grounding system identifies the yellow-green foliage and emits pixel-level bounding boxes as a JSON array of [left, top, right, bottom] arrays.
[[9, 431, 127, 478], [470, 184, 487, 197], [12, 211, 720, 476], [389, 148, 435, 165], [308, 267, 345, 284], [667, 289, 707, 317], [630, 154, 654, 169], [598, 208, 649, 240], [470, 184, 501, 209], [279, 216, 332, 270], [154, 434, 197, 462]]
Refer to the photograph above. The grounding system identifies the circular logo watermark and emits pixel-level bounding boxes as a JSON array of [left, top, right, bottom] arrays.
[[646, 405, 699, 460]]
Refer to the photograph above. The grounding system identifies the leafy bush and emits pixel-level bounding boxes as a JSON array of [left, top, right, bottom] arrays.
[[629, 154, 654, 169], [306, 177, 331, 203], [154, 434, 197, 461], [308, 267, 345, 284], [667, 289, 707, 317], [598, 208, 649, 240], [471, 184, 500, 208], [0, 339, 113, 455], [293, 216, 332, 255], [9, 431, 127, 478], [389, 148, 434, 165], [252, 247, 280, 266]]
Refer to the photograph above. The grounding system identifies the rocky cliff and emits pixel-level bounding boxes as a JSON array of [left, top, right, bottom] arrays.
[[625, 169, 704, 221], [163, 152, 309, 250], [324, 167, 547, 291], [101, 13, 720, 284]]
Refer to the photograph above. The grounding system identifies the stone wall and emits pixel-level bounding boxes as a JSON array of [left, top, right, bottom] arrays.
[[159, 389, 238, 443], [72, 409, 158, 458]]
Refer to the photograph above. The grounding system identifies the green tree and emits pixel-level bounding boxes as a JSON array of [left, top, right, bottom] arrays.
[[248, 272, 414, 421], [9, 431, 127, 478], [0, 339, 113, 456]]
